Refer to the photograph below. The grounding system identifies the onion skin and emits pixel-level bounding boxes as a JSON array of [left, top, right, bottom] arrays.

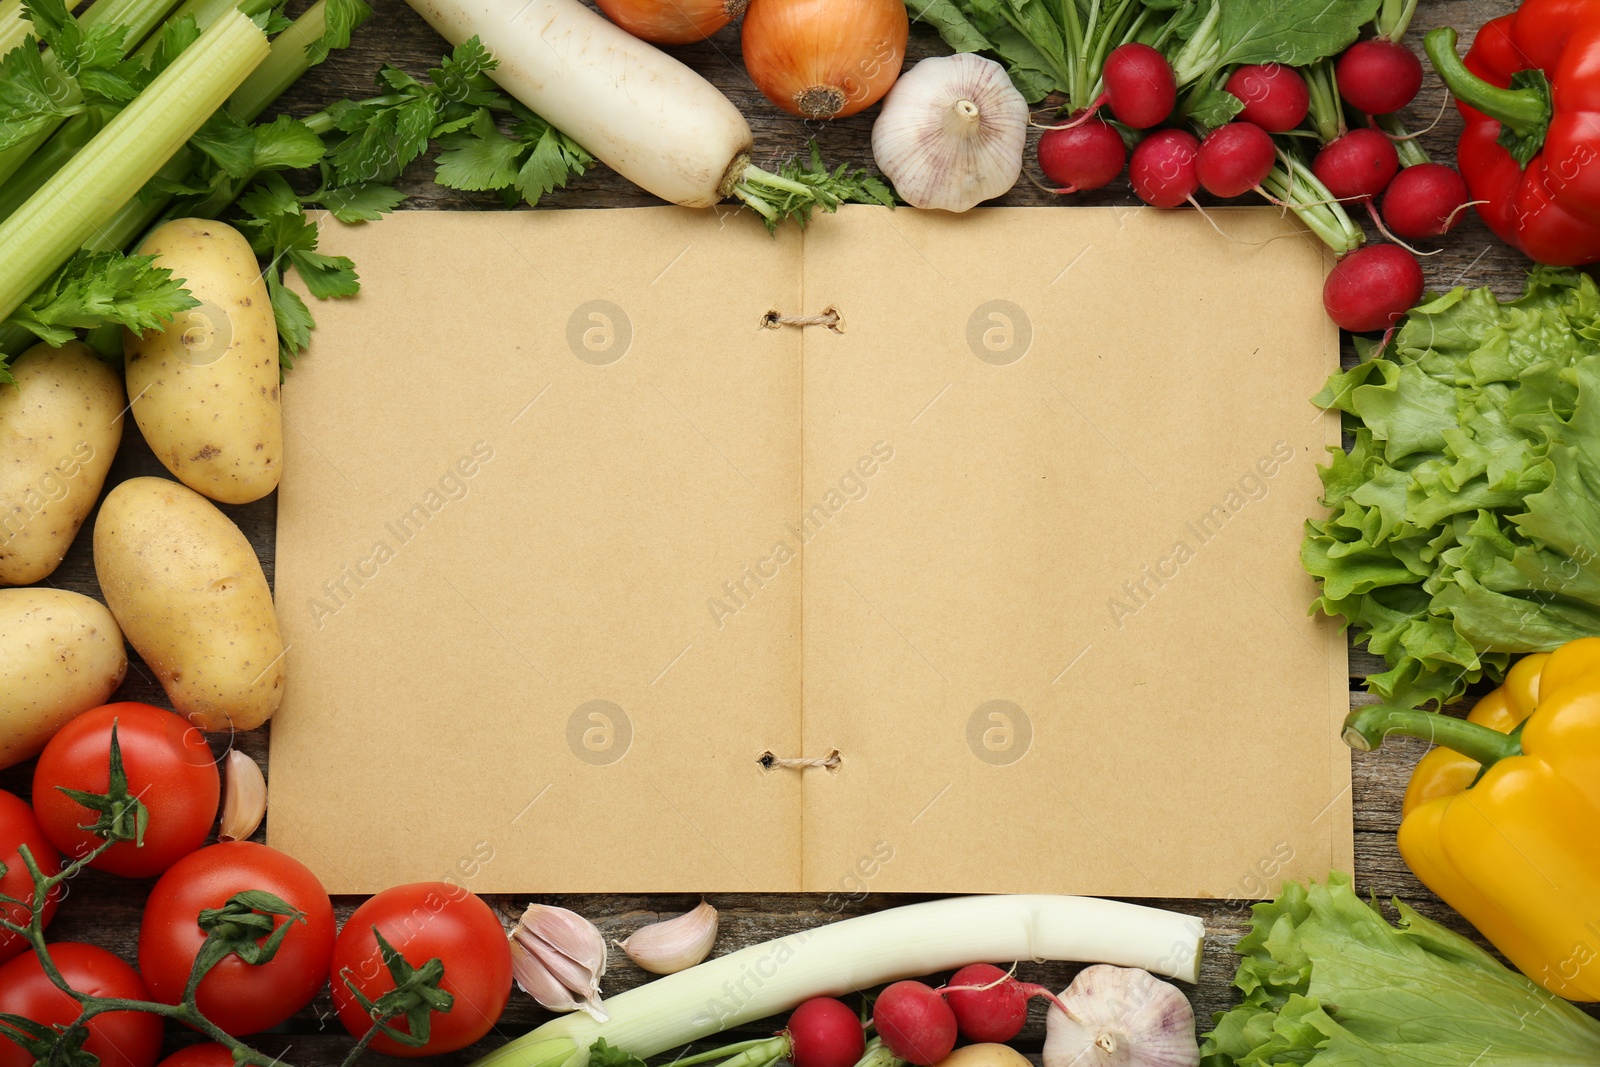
[[741, 0, 907, 120], [595, 0, 745, 45]]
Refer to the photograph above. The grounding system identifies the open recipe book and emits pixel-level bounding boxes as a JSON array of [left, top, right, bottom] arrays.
[[268, 205, 1351, 897]]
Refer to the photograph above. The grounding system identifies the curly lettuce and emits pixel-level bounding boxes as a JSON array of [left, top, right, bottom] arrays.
[[1304, 268, 1600, 708], [1201, 875, 1600, 1067]]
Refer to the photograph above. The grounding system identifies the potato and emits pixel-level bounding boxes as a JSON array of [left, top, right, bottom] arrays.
[[0, 342, 124, 585], [94, 477, 284, 730], [934, 1046, 1033, 1067], [126, 218, 281, 505], [0, 588, 127, 769]]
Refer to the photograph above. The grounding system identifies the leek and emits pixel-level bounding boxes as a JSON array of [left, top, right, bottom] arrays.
[[474, 896, 1205, 1067], [0, 7, 268, 323]]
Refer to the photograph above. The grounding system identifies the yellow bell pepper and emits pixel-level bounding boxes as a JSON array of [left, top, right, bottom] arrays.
[[1343, 636, 1600, 1002]]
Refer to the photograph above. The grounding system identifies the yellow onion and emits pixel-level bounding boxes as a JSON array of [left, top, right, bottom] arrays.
[[741, 0, 907, 120], [594, 0, 745, 45]]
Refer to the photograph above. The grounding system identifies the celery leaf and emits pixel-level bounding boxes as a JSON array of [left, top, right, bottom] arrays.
[[2, 251, 197, 347], [303, 0, 372, 66], [315, 182, 404, 223], [235, 174, 358, 366], [0, 39, 82, 153], [251, 115, 326, 171]]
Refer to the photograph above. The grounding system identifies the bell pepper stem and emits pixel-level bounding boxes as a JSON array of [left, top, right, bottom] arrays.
[[1424, 27, 1549, 137], [1343, 704, 1522, 768]]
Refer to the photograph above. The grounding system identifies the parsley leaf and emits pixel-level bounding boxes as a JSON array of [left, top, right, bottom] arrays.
[[3, 250, 198, 347]]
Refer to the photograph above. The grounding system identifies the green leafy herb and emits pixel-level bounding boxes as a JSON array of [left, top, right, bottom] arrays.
[[2, 249, 198, 348], [0, 39, 83, 151], [434, 104, 592, 207], [1201, 874, 1600, 1066], [732, 142, 896, 234], [1303, 268, 1600, 708], [587, 1039, 649, 1067], [235, 173, 359, 368]]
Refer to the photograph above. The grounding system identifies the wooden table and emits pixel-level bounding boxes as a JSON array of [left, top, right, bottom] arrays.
[[8, 0, 1587, 1061]]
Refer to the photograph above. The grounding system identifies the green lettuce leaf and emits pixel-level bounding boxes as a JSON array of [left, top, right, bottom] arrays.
[[1202, 875, 1600, 1067], [1304, 268, 1600, 707]]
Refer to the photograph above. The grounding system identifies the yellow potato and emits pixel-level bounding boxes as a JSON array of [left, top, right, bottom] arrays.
[[0, 342, 125, 585], [95, 477, 284, 730], [126, 218, 281, 505], [0, 587, 127, 769], [934, 1046, 1034, 1067]]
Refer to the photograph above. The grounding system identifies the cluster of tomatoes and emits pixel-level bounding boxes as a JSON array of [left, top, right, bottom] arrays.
[[0, 703, 514, 1067]]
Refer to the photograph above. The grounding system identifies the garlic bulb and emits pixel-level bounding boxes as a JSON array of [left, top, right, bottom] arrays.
[[510, 903, 610, 1021], [871, 53, 1027, 212], [1043, 965, 1199, 1067], [620, 900, 719, 974]]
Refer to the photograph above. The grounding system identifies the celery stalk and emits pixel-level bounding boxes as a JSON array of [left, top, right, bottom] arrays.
[[83, 0, 336, 256], [0, 0, 186, 190], [0, 117, 102, 224], [0, 8, 268, 323], [0, 0, 85, 54], [227, 0, 331, 121], [130, 0, 272, 58]]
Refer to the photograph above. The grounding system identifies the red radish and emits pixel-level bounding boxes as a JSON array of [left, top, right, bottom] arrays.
[[1323, 244, 1424, 332], [1195, 122, 1277, 198], [1382, 163, 1471, 239], [1128, 128, 1200, 208], [1312, 128, 1400, 202], [1038, 121, 1126, 193], [787, 998, 865, 1067], [874, 981, 958, 1066], [1336, 39, 1424, 115], [1225, 64, 1310, 132], [1100, 43, 1176, 128], [943, 964, 1029, 1042]]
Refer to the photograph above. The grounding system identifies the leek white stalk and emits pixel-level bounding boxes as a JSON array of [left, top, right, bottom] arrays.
[[473, 895, 1205, 1067], [0, 8, 268, 323], [404, 0, 752, 208]]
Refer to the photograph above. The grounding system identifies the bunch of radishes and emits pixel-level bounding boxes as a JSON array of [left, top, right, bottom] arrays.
[[774, 963, 1196, 1067], [1037, 30, 1472, 336]]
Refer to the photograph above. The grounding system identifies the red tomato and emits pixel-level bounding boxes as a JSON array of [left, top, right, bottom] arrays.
[[155, 1045, 235, 1067], [330, 883, 512, 1057], [0, 790, 60, 964], [0, 943, 162, 1067], [33, 703, 220, 878], [139, 842, 335, 1035]]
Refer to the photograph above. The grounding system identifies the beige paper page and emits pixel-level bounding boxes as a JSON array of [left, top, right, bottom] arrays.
[[270, 209, 805, 892], [797, 206, 1351, 897]]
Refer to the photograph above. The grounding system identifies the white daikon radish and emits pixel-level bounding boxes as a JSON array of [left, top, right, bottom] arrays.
[[406, 0, 752, 208]]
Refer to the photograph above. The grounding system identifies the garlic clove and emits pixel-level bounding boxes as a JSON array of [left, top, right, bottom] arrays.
[[619, 900, 719, 974], [218, 749, 266, 842], [1042, 965, 1199, 1067], [510, 904, 610, 1021], [871, 53, 1028, 213]]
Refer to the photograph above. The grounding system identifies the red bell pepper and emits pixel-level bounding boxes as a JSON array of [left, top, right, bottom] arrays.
[[1424, 3, 1600, 266]]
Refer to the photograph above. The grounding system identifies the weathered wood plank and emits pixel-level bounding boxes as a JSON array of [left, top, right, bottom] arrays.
[[11, 0, 1591, 1063]]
